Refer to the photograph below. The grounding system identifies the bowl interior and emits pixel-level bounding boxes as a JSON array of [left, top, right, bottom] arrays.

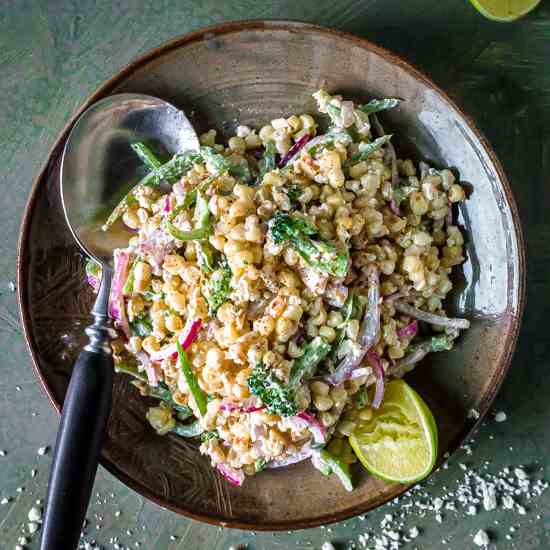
[[18, 22, 523, 529]]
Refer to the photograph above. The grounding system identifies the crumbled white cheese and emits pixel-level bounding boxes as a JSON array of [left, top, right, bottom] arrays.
[[28, 506, 42, 522], [494, 411, 507, 422], [321, 543, 336, 550], [236, 125, 252, 138], [468, 408, 480, 420], [473, 529, 490, 546], [27, 522, 40, 534], [482, 482, 497, 511], [387, 530, 400, 541], [37, 446, 49, 456], [354, 434, 548, 549]]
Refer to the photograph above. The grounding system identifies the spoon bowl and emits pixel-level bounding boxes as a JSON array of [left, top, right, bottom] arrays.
[[60, 93, 199, 266]]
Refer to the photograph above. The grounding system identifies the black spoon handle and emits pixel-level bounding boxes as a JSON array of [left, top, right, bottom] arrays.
[[40, 269, 114, 550]]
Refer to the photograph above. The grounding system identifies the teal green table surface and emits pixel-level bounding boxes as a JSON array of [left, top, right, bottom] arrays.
[[1, 1, 549, 549]]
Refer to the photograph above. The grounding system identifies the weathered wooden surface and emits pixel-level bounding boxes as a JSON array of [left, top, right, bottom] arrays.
[[0, 1, 549, 548]]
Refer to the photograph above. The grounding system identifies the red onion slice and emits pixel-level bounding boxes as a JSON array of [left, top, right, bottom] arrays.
[[278, 134, 310, 167], [397, 320, 418, 338], [325, 266, 380, 385], [389, 199, 402, 216], [349, 367, 371, 380], [296, 411, 326, 444], [180, 319, 202, 349], [109, 249, 132, 339], [446, 201, 454, 226], [285, 132, 352, 166], [395, 302, 470, 330], [86, 276, 100, 293], [217, 463, 245, 487], [366, 350, 384, 409], [266, 446, 313, 469], [220, 397, 264, 414], [136, 351, 158, 387], [149, 318, 202, 362]]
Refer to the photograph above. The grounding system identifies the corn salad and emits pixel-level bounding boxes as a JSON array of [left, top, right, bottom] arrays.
[[88, 89, 470, 490]]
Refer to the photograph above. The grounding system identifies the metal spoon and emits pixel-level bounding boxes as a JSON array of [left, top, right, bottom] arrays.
[[40, 94, 199, 550]]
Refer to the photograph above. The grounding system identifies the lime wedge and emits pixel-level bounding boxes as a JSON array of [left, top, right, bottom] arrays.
[[468, 0, 540, 21], [349, 379, 438, 484]]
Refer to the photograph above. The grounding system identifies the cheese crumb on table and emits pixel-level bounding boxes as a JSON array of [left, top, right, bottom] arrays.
[[473, 528, 490, 546]]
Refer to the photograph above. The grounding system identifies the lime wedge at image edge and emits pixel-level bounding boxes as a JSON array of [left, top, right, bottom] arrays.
[[469, 0, 541, 22]]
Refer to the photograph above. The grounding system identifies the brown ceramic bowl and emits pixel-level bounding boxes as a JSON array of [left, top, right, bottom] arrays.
[[17, 21, 525, 530]]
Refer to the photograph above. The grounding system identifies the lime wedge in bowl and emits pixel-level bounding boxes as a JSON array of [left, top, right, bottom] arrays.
[[469, 0, 541, 21], [349, 379, 438, 484]]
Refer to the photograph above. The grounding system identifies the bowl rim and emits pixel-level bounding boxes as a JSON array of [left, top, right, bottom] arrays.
[[16, 19, 526, 531]]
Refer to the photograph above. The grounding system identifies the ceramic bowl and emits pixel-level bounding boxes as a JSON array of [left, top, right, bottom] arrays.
[[17, 21, 525, 530]]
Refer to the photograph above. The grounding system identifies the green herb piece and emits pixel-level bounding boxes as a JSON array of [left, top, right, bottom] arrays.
[[130, 142, 163, 169], [196, 241, 218, 273], [248, 363, 298, 417], [254, 141, 277, 186], [349, 135, 393, 164], [172, 419, 204, 438], [115, 362, 147, 381], [142, 290, 164, 301], [104, 149, 201, 229], [318, 449, 354, 492], [228, 157, 252, 181], [330, 293, 366, 361], [200, 146, 231, 174], [255, 458, 267, 472], [287, 184, 301, 207], [123, 257, 140, 296], [140, 150, 202, 187], [204, 256, 232, 315], [166, 190, 211, 241], [358, 98, 401, 115], [288, 337, 332, 387], [269, 212, 349, 277], [355, 387, 369, 409], [429, 334, 456, 352], [201, 430, 220, 443], [130, 316, 153, 337], [301, 132, 353, 160], [85, 258, 101, 279], [346, 126, 361, 143], [176, 341, 208, 417], [325, 103, 342, 126], [116, 363, 192, 417]]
